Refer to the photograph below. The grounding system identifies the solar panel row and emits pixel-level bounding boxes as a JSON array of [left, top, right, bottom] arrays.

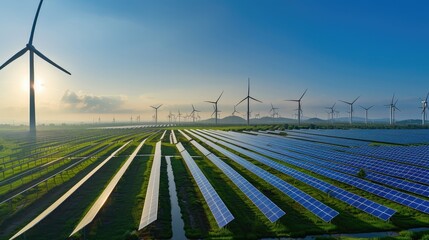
[[246, 131, 429, 192], [176, 142, 234, 227], [10, 141, 132, 240], [220, 131, 429, 215], [186, 138, 285, 223], [201, 130, 395, 221], [189, 130, 342, 222], [139, 141, 162, 230], [254, 139, 429, 198], [71, 139, 146, 236]]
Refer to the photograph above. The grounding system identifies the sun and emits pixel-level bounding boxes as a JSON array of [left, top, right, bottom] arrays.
[[21, 77, 45, 93]]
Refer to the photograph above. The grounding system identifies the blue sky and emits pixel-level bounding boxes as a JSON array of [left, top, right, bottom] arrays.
[[0, 0, 428, 123]]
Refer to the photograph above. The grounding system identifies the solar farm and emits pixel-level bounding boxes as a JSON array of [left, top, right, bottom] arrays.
[[1, 126, 429, 239]]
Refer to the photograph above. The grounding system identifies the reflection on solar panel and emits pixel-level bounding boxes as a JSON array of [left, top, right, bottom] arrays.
[[211, 131, 429, 215], [189, 136, 337, 222], [178, 129, 192, 141], [139, 141, 162, 230], [176, 142, 234, 227], [71, 139, 146, 236], [287, 129, 429, 145], [9, 141, 132, 240], [160, 130, 167, 140], [187, 139, 286, 223], [199, 130, 395, 221], [171, 130, 178, 144]]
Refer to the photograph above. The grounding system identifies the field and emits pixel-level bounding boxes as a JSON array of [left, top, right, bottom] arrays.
[[0, 125, 429, 240]]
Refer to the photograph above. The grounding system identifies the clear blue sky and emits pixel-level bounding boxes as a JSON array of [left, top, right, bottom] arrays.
[[0, 0, 428, 123]]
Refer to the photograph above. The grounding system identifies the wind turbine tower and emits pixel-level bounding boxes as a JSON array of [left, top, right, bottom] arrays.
[[360, 105, 374, 125], [236, 78, 262, 125], [420, 92, 429, 126], [190, 105, 200, 123], [205, 91, 223, 125], [325, 103, 336, 124], [285, 89, 307, 125], [0, 0, 71, 133], [232, 105, 239, 116], [151, 104, 162, 125], [339, 96, 360, 125], [270, 103, 279, 119], [385, 94, 399, 125]]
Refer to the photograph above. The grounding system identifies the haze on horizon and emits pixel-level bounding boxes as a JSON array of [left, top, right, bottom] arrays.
[[0, 0, 428, 124]]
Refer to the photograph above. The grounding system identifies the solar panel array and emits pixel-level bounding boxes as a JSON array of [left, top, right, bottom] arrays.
[[186, 138, 285, 222], [217, 131, 429, 215], [176, 142, 234, 227], [250, 139, 429, 198], [189, 131, 345, 222], [71, 139, 146, 236], [345, 145, 429, 168], [10, 141, 132, 240], [286, 129, 429, 144], [200, 130, 396, 221], [139, 141, 162, 230]]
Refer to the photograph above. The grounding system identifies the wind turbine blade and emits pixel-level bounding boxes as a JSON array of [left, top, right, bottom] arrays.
[[391, 94, 395, 105], [299, 89, 308, 100], [359, 105, 365, 110], [368, 105, 374, 110], [0, 47, 28, 70], [426, 92, 429, 102], [28, 0, 44, 45], [332, 103, 336, 108], [216, 91, 224, 102], [249, 96, 262, 103], [339, 100, 351, 105], [205, 101, 216, 104], [394, 99, 398, 106], [247, 78, 250, 97], [158, 104, 163, 109], [352, 96, 360, 104], [236, 97, 247, 106], [33, 48, 71, 75], [285, 99, 299, 102]]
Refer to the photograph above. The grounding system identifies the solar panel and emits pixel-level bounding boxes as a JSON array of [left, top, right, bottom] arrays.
[[176, 142, 234, 227], [199, 130, 395, 221], [178, 129, 192, 141], [71, 139, 146, 236], [216, 131, 429, 215], [189, 136, 337, 222], [171, 130, 178, 144], [9, 141, 132, 240], [139, 141, 162, 230], [188, 139, 286, 222]]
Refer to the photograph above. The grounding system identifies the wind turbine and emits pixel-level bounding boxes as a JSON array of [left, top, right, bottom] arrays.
[[236, 78, 262, 125], [285, 89, 307, 125], [205, 91, 223, 125], [177, 110, 182, 123], [420, 92, 429, 126], [190, 105, 200, 123], [385, 94, 399, 125], [0, 0, 71, 133], [325, 103, 336, 124], [339, 96, 360, 125], [151, 104, 162, 125], [232, 105, 240, 116], [360, 105, 374, 125], [269, 103, 279, 119]]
